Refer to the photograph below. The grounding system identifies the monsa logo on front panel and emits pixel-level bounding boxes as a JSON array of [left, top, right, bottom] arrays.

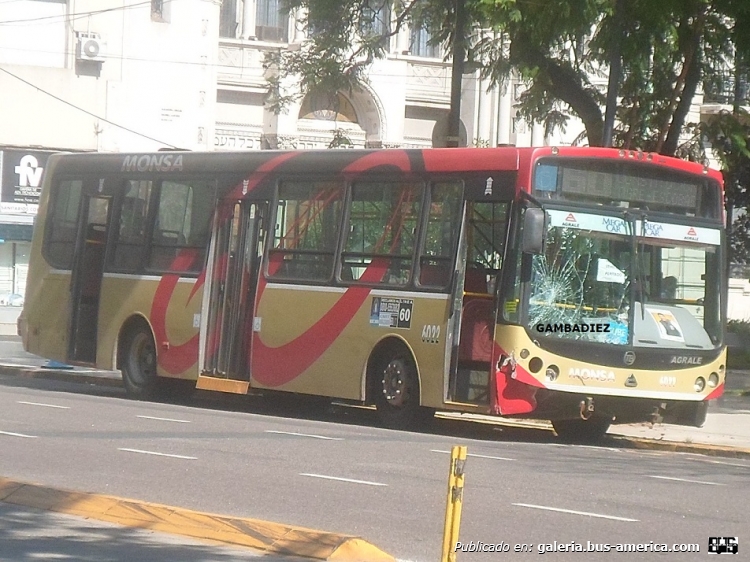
[[568, 367, 615, 382]]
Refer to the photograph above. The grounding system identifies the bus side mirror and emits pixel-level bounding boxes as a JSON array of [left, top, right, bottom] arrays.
[[521, 208, 547, 255]]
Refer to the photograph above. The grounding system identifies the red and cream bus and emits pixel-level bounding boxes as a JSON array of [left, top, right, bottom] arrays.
[[20, 147, 727, 439]]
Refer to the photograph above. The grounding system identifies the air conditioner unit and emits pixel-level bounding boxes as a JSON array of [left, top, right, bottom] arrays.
[[76, 33, 105, 62]]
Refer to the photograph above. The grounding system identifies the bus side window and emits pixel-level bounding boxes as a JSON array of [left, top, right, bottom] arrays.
[[112, 180, 152, 272], [268, 180, 344, 282], [45, 179, 83, 269], [146, 179, 213, 274], [344, 181, 422, 287]]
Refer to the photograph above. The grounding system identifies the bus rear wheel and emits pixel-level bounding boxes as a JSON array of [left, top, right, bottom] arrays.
[[552, 416, 612, 442], [121, 326, 159, 399], [373, 352, 433, 429]]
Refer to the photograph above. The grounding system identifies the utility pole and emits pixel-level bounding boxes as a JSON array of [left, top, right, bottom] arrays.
[[446, 0, 466, 148]]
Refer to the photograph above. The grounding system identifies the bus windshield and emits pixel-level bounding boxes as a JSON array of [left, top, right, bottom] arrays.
[[527, 210, 723, 349]]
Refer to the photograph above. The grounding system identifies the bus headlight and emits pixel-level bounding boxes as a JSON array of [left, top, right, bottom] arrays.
[[528, 357, 543, 373], [694, 377, 706, 392], [708, 373, 719, 388], [545, 365, 559, 382]]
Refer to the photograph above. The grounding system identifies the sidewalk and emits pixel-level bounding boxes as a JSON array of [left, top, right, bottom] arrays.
[[607, 369, 750, 457]]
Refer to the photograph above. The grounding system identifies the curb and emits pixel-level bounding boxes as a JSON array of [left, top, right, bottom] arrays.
[[610, 435, 750, 460], [0, 477, 394, 562], [0, 365, 123, 388]]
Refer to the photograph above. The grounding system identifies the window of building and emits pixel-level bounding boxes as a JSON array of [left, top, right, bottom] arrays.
[[110, 180, 152, 272], [45, 179, 83, 269], [409, 25, 441, 58], [147, 180, 214, 274], [219, 0, 239, 38], [267, 181, 345, 281], [256, 0, 289, 42], [151, 0, 172, 22], [359, 0, 390, 37], [343, 181, 422, 286]]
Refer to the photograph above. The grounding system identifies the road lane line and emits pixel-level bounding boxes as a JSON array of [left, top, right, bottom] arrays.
[[300, 473, 387, 486], [431, 449, 515, 461], [0, 430, 38, 438], [266, 430, 343, 440], [118, 448, 197, 460], [648, 475, 725, 486], [137, 415, 191, 423], [17, 401, 70, 409], [685, 457, 749, 468], [512, 503, 639, 522]]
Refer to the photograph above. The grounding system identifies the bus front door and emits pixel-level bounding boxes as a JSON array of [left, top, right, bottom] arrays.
[[69, 195, 110, 364], [197, 201, 264, 393]]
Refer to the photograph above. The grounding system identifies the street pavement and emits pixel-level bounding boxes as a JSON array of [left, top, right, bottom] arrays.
[[1, 335, 747, 457], [1, 335, 749, 561]]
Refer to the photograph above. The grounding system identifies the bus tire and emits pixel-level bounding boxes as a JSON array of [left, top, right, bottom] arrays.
[[373, 351, 433, 429], [121, 325, 159, 399], [552, 416, 612, 442]]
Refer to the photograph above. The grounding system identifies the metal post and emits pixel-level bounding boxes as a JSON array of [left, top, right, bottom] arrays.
[[441, 445, 467, 561]]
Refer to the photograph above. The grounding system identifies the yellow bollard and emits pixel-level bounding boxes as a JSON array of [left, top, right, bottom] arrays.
[[441, 445, 467, 562]]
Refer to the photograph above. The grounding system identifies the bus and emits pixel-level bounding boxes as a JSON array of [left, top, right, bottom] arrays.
[[19, 146, 727, 440]]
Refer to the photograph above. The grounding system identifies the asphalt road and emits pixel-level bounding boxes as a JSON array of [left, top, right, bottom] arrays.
[[0, 375, 747, 562]]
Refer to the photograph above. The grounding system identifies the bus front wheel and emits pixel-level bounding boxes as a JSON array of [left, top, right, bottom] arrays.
[[121, 326, 158, 399], [552, 416, 612, 442], [373, 352, 433, 429]]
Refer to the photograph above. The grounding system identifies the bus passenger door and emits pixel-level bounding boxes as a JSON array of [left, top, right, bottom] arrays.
[[69, 194, 111, 364], [198, 201, 265, 393], [448, 201, 508, 406]]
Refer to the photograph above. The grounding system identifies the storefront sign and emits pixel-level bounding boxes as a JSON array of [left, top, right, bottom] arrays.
[[0, 149, 55, 207]]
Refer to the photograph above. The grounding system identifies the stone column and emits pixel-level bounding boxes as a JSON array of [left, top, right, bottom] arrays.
[[496, 82, 512, 145], [242, 0, 256, 39]]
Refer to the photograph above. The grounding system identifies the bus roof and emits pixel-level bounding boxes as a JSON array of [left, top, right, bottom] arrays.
[[46, 146, 723, 186]]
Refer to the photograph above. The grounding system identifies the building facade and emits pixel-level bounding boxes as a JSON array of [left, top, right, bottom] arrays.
[[0, 0, 747, 319]]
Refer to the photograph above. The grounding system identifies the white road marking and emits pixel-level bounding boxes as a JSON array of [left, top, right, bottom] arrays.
[[17, 401, 70, 409], [300, 473, 387, 486], [266, 430, 343, 441], [137, 415, 191, 423], [512, 503, 639, 522], [648, 475, 725, 486], [0, 430, 38, 438], [431, 449, 515, 461], [118, 448, 197, 460], [686, 458, 749, 468]]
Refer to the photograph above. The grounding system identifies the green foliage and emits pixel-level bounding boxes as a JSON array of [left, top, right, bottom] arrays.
[[727, 319, 750, 368], [328, 128, 354, 148], [272, 0, 748, 159], [701, 110, 750, 262], [727, 319, 750, 338]]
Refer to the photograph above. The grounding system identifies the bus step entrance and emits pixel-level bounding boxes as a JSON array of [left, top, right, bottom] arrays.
[[195, 375, 250, 395], [453, 362, 490, 404]]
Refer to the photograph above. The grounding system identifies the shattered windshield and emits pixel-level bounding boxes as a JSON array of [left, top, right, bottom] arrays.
[[528, 210, 631, 345], [527, 210, 723, 349]]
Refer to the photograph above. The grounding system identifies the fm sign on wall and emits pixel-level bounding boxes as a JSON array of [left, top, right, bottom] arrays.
[[0, 150, 53, 214]]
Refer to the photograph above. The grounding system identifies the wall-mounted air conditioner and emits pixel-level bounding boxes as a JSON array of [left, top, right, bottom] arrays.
[[76, 32, 105, 62]]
